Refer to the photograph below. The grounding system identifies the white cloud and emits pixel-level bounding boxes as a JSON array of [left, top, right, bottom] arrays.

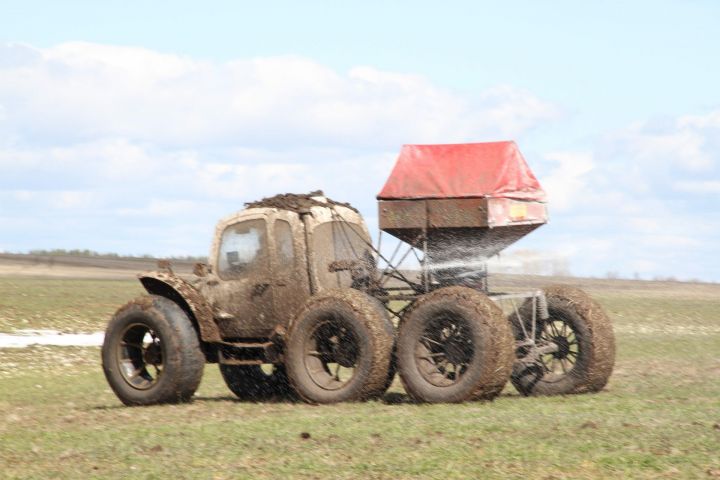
[[539, 151, 594, 210], [640, 234, 701, 249], [609, 110, 720, 172], [2, 189, 96, 210], [672, 180, 720, 194], [475, 86, 561, 138], [678, 110, 720, 129], [12, 190, 36, 201], [624, 128, 711, 170], [55, 191, 95, 209], [0, 42, 558, 149], [116, 199, 207, 217], [521, 106, 720, 280], [627, 217, 661, 233], [193, 162, 316, 200]]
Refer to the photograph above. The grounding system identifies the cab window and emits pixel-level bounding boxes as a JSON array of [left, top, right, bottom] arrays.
[[312, 221, 371, 288], [274, 220, 294, 274], [218, 219, 268, 279]]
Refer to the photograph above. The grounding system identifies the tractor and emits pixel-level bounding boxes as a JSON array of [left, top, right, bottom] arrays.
[[101, 141, 615, 405]]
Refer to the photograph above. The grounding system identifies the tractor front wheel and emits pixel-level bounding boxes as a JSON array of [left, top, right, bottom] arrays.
[[285, 289, 394, 404], [101, 295, 205, 406]]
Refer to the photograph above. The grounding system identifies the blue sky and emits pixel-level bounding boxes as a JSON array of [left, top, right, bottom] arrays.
[[0, 1, 718, 281]]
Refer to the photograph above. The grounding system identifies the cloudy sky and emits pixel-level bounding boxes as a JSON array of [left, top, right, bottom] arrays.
[[1, 1, 718, 281]]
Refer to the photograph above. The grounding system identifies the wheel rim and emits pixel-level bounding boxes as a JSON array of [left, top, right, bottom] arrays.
[[303, 316, 359, 391], [116, 323, 164, 390], [538, 316, 579, 376], [415, 313, 474, 387]]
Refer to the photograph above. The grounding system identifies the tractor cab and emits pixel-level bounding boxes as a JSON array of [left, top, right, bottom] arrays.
[[196, 194, 373, 340]]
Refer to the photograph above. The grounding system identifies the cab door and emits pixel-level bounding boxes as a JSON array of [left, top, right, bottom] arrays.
[[270, 216, 310, 329], [212, 216, 275, 338]]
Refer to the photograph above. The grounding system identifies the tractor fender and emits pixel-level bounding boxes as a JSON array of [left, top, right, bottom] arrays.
[[138, 271, 222, 343]]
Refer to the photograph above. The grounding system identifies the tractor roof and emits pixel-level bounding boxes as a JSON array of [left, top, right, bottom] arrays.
[[377, 141, 546, 202], [244, 191, 359, 214]]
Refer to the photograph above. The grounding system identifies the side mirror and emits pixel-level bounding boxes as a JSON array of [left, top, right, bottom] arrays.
[[157, 259, 173, 273], [193, 262, 210, 277]]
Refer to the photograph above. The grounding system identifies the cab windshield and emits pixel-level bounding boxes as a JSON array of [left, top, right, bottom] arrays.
[[217, 219, 267, 279]]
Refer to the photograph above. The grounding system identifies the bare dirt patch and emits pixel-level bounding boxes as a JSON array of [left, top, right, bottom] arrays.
[[0, 253, 195, 280]]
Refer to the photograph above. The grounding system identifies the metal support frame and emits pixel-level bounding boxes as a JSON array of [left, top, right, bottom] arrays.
[[330, 208, 425, 294], [489, 291, 549, 320], [326, 207, 553, 321]]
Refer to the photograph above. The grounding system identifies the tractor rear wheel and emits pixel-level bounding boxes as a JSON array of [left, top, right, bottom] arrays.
[[101, 295, 205, 406], [370, 298, 397, 398], [396, 286, 514, 403], [509, 286, 615, 396], [285, 289, 394, 404], [219, 364, 292, 401]]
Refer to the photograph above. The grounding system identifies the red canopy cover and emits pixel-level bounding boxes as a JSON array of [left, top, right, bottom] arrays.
[[377, 141, 546, 202]]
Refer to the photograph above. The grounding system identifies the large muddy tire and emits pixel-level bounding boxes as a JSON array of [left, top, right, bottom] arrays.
[[370, 299, 397, 398], [285, 289, 394, 404], [381, 338, 398, 395], [510, 286, 615, 396], [102, 295, 205, 406], [219, 364, 292, 401], [396, 286, 514, 403]]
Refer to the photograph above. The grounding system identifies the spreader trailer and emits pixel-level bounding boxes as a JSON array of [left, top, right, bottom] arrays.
[[101, 141, 615, 405]]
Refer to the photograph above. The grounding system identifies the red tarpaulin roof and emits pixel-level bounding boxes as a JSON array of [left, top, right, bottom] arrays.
[[377, 141, 546, 202]]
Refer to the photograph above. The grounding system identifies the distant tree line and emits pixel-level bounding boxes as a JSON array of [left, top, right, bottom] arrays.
[[22, 249, 208, 262]]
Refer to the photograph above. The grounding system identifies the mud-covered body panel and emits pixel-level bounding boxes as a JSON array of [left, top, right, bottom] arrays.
[[194, 197, 371, 340], [138, 271, 222, 343], [301, 204, 372, 294]]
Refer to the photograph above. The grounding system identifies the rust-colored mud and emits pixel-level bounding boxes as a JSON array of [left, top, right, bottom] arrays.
[[245, 191, 359, 213]]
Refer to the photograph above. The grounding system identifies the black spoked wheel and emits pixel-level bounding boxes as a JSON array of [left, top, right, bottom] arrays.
[[116, 323, 165, 390], [305, 318, 360, 391], [535, 316, 580, 377], [102, 295, 205, 406], [285, 289, 393, 404], [415, 314, 474, 387], [397, 286, 514, 403], [510, 286, 615, 396]]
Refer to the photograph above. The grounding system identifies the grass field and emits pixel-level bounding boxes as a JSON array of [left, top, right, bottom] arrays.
[[0, 277, 142, 333], [1, 275, 719, 479]]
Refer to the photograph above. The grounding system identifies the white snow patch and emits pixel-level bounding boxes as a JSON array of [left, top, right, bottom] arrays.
[[0, 329, 104, 348]]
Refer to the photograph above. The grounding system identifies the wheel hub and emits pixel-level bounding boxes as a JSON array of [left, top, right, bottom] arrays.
[[331, 336, 358, 367], [443, 338, 470, 365], [416, 316, 474, 387], [143, 342, 162, 365], [551, 335, 570, 359], [117, 323, 163, 390], [305, 319, 360, 391]]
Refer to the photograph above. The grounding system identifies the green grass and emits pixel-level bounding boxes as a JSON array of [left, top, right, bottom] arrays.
[[1, 277, 719, 479], [0, 277, 142, 332]]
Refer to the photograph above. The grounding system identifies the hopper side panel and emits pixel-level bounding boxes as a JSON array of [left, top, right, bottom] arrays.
[[488, 198, 548, 228]]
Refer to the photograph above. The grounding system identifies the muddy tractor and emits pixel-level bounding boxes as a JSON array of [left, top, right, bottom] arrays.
[[101, 141, 615, 405]]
